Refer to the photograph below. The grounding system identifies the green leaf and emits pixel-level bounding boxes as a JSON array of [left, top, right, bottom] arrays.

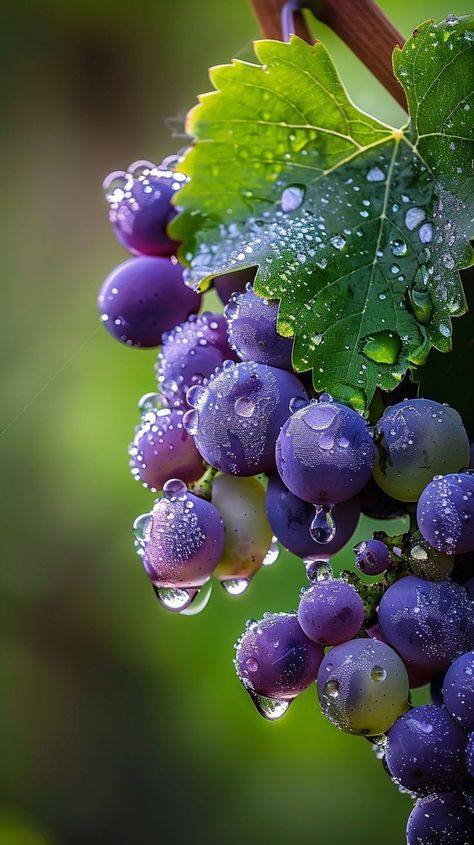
[[171, 16, 474, 407]]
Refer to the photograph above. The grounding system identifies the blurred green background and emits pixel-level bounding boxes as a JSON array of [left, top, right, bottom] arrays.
[[0, 1, 471, 843]]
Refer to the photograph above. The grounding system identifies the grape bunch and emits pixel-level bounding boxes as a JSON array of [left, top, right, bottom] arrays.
[[99, 152, 474, 844]]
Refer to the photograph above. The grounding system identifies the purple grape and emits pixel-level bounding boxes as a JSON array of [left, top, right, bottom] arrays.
[[354, 539, 391, 575], [213, 268, 256, 305], [129, 400, 203, 491], [276, 398, 375, 505], [235, 613, 323, 717], [359, 476, 406, 520], [103, 160, 184, 256], [133, 479, 224, 589], [378, 575, 471, 672], [467, 733, 474, 777], [405, 662, 435, 691], [417, 473, 474, 556], [156, 312, 236, 405], [265, 472, 360, 559], [443, 651, 474, 731], [407, 792, 474, 845], [298, 579, 364, 645], [98, 257, 201, 348], [386, 704, 467, 794], [225, 286, 293, 371], [465, 577, 474, 600], [373, 399, 469, 502], [185, 361, 308, 476], [317, 638, 409, 736]]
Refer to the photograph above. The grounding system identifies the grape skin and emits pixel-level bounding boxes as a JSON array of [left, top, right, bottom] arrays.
[[276, 399, 375, 505], [317, 638, 409, 736], [443, 651, 474, 731], [355, 538, 391, 575], [226, 286, 293, 371], [188, 361, 308, 476], [211, 474, 273, 583], [386, 704, 467, 794], [378, 575, 471, 672], [129, 406, 203, 490], [417, 473, 474, 556], [373, 399, 469, 503], [298, 580, 364, 646], [265, 471, 360, 559], [406, 792, 474, 845], [213, 268, 255, 305], [98, 257, 201, 348], [235, 613, 323, 699], [359, 476, 406, 520]]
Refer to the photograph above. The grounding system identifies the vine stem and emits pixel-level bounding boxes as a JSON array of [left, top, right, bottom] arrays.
[[249, 0, 407, 110]]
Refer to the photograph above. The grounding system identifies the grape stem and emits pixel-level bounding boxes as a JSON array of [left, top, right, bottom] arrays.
[[249, 0, 407, 110], [189, 463, 218, 501]]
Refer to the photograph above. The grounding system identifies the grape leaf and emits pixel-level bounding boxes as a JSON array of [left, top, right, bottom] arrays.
[[170, 15, 474, 408]]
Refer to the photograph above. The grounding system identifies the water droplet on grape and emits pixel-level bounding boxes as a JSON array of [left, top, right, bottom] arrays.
[[310, 506, 336, 543]]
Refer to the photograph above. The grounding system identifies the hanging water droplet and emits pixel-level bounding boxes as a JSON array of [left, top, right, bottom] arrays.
[[224, 300, 239, 320], [133, 512, 153, 542], [305, 560, 333, 581], [155, 586, 198, 611], [281, 184, 305, 212], [163, 478, 187, 498], [262, 537, 280, 566], [179, 579, 213, 615], [183, 408, 199, 434], [310, 506, 336, 543], [186, 384, 206, 408], [250, 692, 291, 720], [234, 396, 255, 417], [221, 577, 250, 596]]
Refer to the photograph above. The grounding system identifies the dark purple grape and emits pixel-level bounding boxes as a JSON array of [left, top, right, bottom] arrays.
[[129, 400, 203, 491], [298, 579, 364, 645], [317, 638, 409, 736], [373, 399, 469, 502], [443, 651, 474, 731], [453, 553, 474, 585], [378, 575, 471, 671], [465, 577, 474, 600], [405, 662, 435, 690], [265, 472, 360, 559], [276, 398, 375, 505], [406, 792, 474, 845], [103, 160, 183, 256], [185, 361, 308, 476], [467, 733, 474, 777], [417, 473, 474, 556], [354, 539, 391, 575], [156, 312, 236, 405], [213, 268, 255, 305], [225, 286, 293, 371], [430, 672, 446, 705], [386, 704, 467, 794], [235, 613, 323, 715], [98, 257, 201, 348], [359, 476, 406, 520], [133, 479, 224, 589]]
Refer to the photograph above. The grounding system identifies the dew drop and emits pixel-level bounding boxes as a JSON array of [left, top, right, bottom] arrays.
[[234, 396, 256, 417], [310, 506, 336, 543], [163, 478, 187, 498], [281, 185, 305, 212], [221, 577, 250, 595], [324, 679, 340, 698], [133, 512, 153, 542], [251, 693, 291, 721]]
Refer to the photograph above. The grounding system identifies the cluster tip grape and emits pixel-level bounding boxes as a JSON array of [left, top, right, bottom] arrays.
[[99, 150, 474, 845]]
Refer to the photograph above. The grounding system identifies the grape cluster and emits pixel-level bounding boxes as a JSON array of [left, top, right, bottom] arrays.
[[99, 152, 474, 844]]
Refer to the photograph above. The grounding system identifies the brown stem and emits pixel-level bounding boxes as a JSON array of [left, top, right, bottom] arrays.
[[249, 0, 407, 110]]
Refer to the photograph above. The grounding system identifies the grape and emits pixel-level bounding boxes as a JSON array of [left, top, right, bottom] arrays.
[[156, 312, 236, 405], [185, 361, 308, 476], [129, 401, 203, 491], [373, 399, 469, 502], [298, 579, 364, 645], [235, 613, 323, 716], [134, 479, 224, 589], [317, 638, 409, 736], [276, 397, 375, 505], [213, 267, 256, 305], [225, 286, 293, 371], [98, 257, 201, 348], [417, 473, 474, 556], [103, 160, 184, 256], [406, 792, 474, 845], [378, 575, 471, 671], [465, 577, 474, 600], [386, 704, 467, 794], [265, 472, 360, 559], [443, 651, 474, 731], [354, 539, 391, 575], [405, 662, 435, 690], [359, 476, 406, 520], [211, 474, 276, 591], [467, 733, 474, 777]]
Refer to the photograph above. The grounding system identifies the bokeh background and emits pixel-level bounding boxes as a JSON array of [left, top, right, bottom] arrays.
[[1, 1, 472, 843]]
